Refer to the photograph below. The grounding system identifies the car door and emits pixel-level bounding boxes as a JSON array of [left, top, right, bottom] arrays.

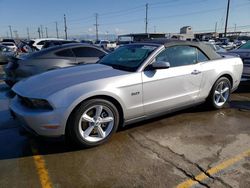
[[72, 47, 105, 64], [142, 45, 203, 115]]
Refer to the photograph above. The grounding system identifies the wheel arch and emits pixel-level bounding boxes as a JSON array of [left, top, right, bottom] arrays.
[[219, 74, 233, 88], [205, 73, 233, 101], [209, 73, 233, 95], [65, 95, 124, 133]]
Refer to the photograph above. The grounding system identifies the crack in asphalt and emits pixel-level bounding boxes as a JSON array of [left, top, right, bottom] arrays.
[[213, 177, 233, 188], [129, 130, 236, 188], [205, 145, 233, 188], [207, 145, 224, 170], [128, 132, 210, 188]]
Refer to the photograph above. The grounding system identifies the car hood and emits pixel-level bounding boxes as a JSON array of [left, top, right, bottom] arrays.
[[12, 64, 129, 98]]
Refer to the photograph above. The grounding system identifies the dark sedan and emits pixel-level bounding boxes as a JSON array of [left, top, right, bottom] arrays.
[[230, 41, 250, 79], [4, 43, 108, 86]]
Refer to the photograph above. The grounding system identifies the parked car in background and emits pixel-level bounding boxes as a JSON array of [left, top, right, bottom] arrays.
[[95, 40, 117, 50], [229, 41, 250, 80], [41, 40, 79, 49], [30, 38, 65, 50], [234, 40, 246, 47], [1, 38, 16, 44], [0, 45, 17, 65], [203, 42, 239, 58], [16, 40, 38, 54], [81, 40, 94, 45], [216, 38, 236, 50], [4, 43, 108, 86], [1, 42, 18, 51], [10, 40, 243, 147]]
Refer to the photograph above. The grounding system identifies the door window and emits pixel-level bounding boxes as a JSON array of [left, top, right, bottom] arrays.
[[72, 47, 105, 57], [155, 46, 203, 67], [55, 49, 75, 57], [197, 49, 209, 62]]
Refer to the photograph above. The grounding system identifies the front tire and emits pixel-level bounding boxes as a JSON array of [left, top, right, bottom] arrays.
[[207, 77, 231, 109], [66, 99, 120, 147]]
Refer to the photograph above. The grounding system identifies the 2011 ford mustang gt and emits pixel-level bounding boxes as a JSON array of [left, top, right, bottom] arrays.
[[10, 40, 243, 147]]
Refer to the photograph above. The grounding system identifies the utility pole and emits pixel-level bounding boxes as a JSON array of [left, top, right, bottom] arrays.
[[94, 13, 99, 41], [234, 24, 237, 32], [224, 0, 231, 37], [154, 26, 156, 33], [64, 14, 68, 40], [8, 25, 13, 39], [27, 27, 30, 40], [145, 3, 148, 33], [13, 30, 19, 39], [55, 21, 59, 38], [38, 27, 41, 38], [215, 22, 217, 33], [45, 27, 48, 38], [40, 25, 44, 38]]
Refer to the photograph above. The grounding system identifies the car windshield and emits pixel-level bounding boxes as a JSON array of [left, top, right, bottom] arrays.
[[239, 41, 250, 49], [99, 44, 157, 72]]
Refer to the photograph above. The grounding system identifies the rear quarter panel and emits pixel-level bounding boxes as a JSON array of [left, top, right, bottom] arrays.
[[199, 57, 243, 99]]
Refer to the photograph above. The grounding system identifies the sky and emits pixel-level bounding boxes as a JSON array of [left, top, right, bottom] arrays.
[[0, 0, 250, 39]]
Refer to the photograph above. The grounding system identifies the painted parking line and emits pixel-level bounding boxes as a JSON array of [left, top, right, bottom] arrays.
[[177, 149, 250, 188], [30, 140, 52, 188]]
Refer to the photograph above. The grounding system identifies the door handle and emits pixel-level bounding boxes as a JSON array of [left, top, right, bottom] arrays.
[[191, 70, 201, 75]]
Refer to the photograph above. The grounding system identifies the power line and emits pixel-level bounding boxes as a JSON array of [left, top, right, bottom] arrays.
[[194, 24, 250, 33], [2, 0, 250, 38]]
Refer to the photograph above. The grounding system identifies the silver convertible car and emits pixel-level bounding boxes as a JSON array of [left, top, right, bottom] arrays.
[[10, 40, 243, 147]]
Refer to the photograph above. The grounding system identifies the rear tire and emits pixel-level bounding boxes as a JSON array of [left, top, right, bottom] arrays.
[[207, 77, 231, 109], [66, 99, 119, 148]]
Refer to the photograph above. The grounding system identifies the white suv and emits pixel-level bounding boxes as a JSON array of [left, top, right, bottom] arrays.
[[1, 42, 17, 51], [30, 38, 65, 50]]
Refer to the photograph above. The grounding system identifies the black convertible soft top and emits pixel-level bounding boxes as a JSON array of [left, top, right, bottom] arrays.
[[139, 39, 222, 60]]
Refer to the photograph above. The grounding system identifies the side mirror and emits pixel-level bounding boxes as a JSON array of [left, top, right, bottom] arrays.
[[151, 61, 170, 69]]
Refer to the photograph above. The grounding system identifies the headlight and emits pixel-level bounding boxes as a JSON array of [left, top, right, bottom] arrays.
[[30, 99, 53, 110], [18, 95, 53, 110]]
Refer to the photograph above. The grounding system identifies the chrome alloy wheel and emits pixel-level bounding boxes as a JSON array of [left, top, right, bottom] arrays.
[[78, 105, 114, 143], [213, 81, 230, 107]]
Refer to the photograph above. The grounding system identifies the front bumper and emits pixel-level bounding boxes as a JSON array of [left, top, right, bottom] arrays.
[[10, 96, 66, 137]]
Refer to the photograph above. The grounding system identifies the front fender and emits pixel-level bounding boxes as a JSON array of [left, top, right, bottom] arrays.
[[48, 85, 127, 131]]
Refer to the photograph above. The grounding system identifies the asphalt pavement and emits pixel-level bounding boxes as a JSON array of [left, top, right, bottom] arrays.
[[1, 81, 250, 188]]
